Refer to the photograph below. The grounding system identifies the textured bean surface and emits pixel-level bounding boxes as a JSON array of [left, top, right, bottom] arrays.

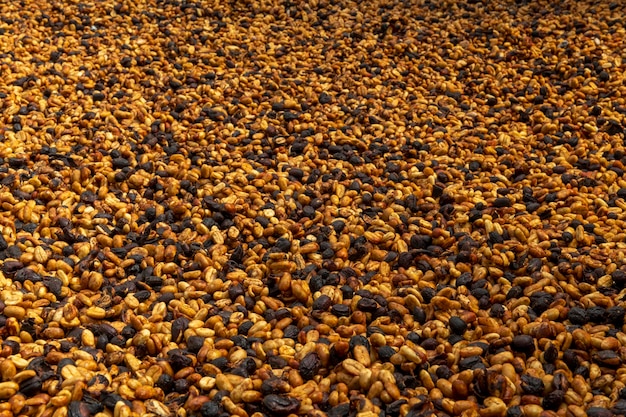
[[0, 1, 626, 417]]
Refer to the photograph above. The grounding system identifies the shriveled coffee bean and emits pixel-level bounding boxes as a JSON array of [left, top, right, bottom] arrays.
[[542, 390, 564, 410], [263, 394, 300, 415], [568, 307, 588, 325], [299, 352, 321, 380], [521, 374, 544, 396]]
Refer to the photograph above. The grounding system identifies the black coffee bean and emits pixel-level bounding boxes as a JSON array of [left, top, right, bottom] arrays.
[[420, 338, 438, 350], [529, 291, 553, 314], [173, 378, 189, 393], [328, 403, 349, 417], [312, 295, 332, 311], [155, 374, 173, 393], [493, 197, 511, 207], [377, 346, 395, 362], [19, 376, 42, 396], [187, 336, 205, 353], [200, 401, 221, 417], [520, 374, 544, 395], [544, 343, 558, 363], [458, 356, 485, 371], [511, 335, 535, 353], [268, 355, 288, 369], [542, 389, 564, 410], [299, 352, 321, 381], [607, 306, 625, 324], [587, 407, 614, 417], [588, 306, 606, 323], [356, 297, 378, 312], [568, 307, 588, 325], [331, 304, 350, 317], [263, 394, 300, 415], [436, 365, 453, 379], [448, 316, 467, 334]]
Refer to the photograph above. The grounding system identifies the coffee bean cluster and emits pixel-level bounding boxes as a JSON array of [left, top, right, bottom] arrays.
[[0, 0, 625, 417]]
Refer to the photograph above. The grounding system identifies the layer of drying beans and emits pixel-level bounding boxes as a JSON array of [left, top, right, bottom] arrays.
[[0, 0, 626, 416]]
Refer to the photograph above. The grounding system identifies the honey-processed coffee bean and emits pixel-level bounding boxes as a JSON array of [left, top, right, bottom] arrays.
[[1, 0, 626, 415]]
